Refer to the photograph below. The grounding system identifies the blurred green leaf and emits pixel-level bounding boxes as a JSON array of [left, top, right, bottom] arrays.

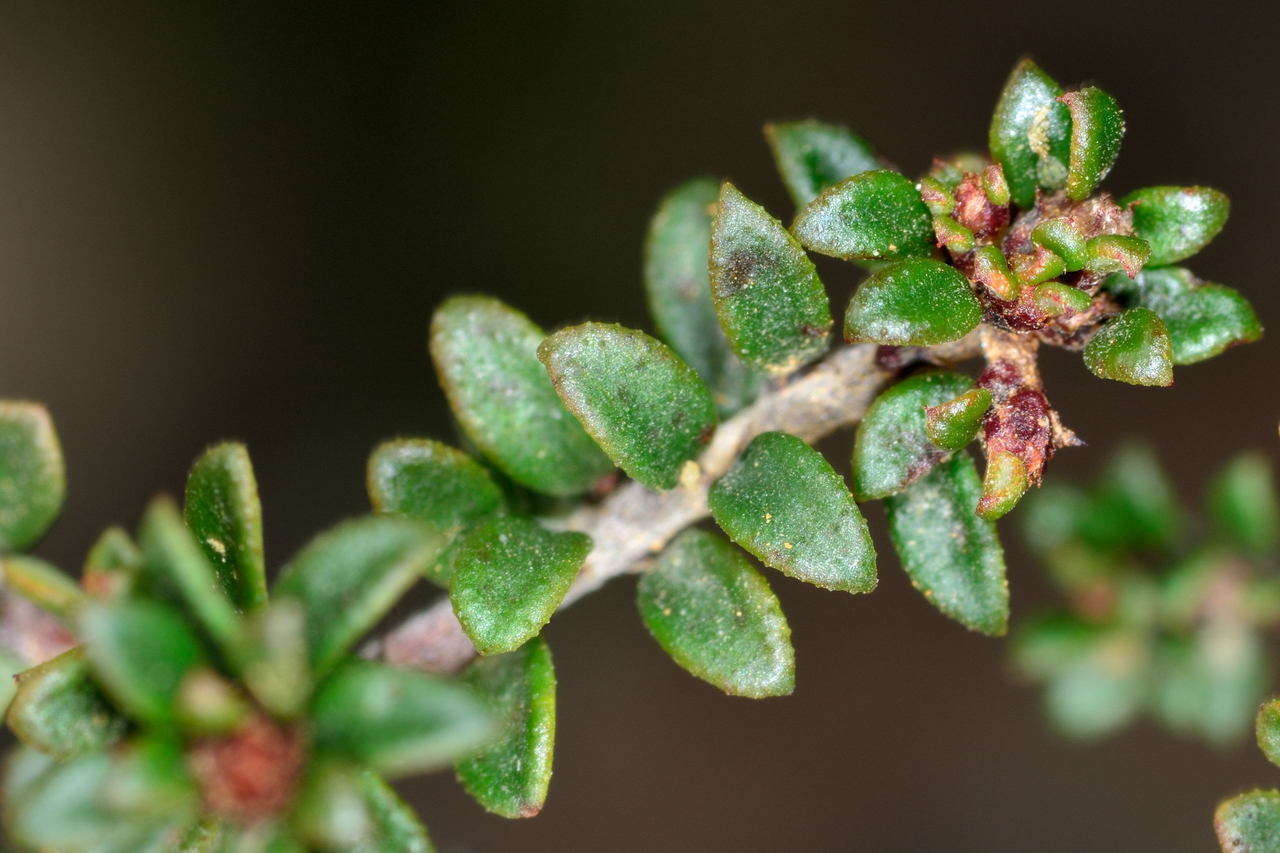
[[82, 526, 142, 601], [1215, 790, 1280, 852], [311, 660, 495, 778], [539, 323, 717, 491], [1011, 614, 1097, 679], [1043, 630, 1148, 739], [885, 452, 1008, 636], [843, 259, 982, 346], [1077, 445, 1182, 552], [449, 516, 590, 655], [644, 177, 765, 415], [457, 637, 558, 817], [6, 648, 126, 759], [1061, 86, 1124, 201], [174, 667, 249, 736], [1082, 307, 1173, 386], [431, 295, 613, 497], [708, 182, 833, 373], [853, 371, 975, 500], [708, 431, 875, 594], [1155, 624, 1267, 746], [637, 530, 794, 697], [764, 120, 881, 208], [273, 516, 442, 677], [1209, 453, 1280, 556], [358, 770, 434, 852], [1258, 698, 1280, 769], [2, 555, 84, 622], [184, 442, 268, 611], [367, 438, 505, 585], [295, 762, 433, 852], [0, 401, 65, 552], [80, 599, 207, 726], [1122, 185, 1229, 266], [988, 58, 1071, 208], [241, 599, 311, 718], [793, 170, 934, 261]]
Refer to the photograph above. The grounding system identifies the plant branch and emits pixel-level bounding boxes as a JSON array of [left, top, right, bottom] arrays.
[[369, 336, 980, 673]]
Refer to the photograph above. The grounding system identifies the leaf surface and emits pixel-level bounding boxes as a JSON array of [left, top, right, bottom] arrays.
[[765, 120, 881, 207], [0, 402, 65, 551], [843, 259, 981, 346], [1122, 185, 1229, 266], [1082, 307, 1173, 386], [793, 170, 934, 261], [6, 648, 126, 759], [183, 442, 268, 610], [988, 58, 1071, 207]]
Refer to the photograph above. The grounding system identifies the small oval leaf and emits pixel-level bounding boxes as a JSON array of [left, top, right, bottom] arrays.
[[184, 442, 268, 611], [988, 58, 1071, 208], [539, 323, 717, 491], [1061, 86, 1124, 201], [1216, 790, 1280, 853], [6, 648, 126, 759], [1209, 453, 1280, 557], [793, 170, 934, 261], [0, 401, 65, 552], [457, 637, 557, 818], [853, 371, 976, 500], [764, 120, 881, 208], [1082, 307, 1173, 386], [1121, 185, 1229, 266], [638, 529, 794, 697], [449, 516, 591, 656], [709, 432, 876, 594], [644, 177, 765, 415], [708, 182, 833, 373], [925, 388, 992, 452], [1258, 698, 1280, 768], [885, 452, 1009, 636], [843, 259, 982, 346], [430, 296, 613, 497]]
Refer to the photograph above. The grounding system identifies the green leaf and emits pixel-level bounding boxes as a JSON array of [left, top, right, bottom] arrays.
[[457, 637, 557, 817], [988, 58, 1071, 208], [1122, 185, 1229, 266], [1061, 86, 1124, 201], [643, 177, 765, 415], [1155, 626, 1266, 746], [708, 182, 833, 373], [79, 599, 207, 725], [311, 660, 496, 778], [852, 371, 976, 500], [1020, 483, 1088, 553], [764, 120, 881, 208], [1216, 790, 1280, 852], [0, 401, 65, 551], [293, 763, 434, 852], [449, 516, 591, 655], [174, 667, 249, 736], [358, 770, 434, 852], [241, 599, 311, 718], [138, 496, 244, 665], [924, 388, 991, 452], [1103, 267, 1261, 365], [2, 555, 84, 622], [272, 516, 443, 677], [1082, 307, 1173, 386], [1077, 444, 1182, 552], [367, 438, 505, 584], [637, 530, 794, 697], [82, 526, 142, 601], [792, 170, 934, 261], [885, 452, 1008, 635], [6, 648, 126, 759], [430, 295, 613, 496], [708, 432, 875, 594], [1042, 630, 1147, 738], [1258, 698, 1280, 768], [1010, 614, 1096, 679], [1209, 453, 1280, 556], [843, 259, 982, 346], [184, 442, 268, 611], [539, 323, 718, 491], [1030, 218, 1088, 270]]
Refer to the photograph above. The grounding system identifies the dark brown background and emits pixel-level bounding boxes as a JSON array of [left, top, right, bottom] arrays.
[[1, 2, 1277, 850]]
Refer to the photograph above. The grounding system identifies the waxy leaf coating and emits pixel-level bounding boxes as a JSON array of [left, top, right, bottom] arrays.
[[764, 120, 881, 207], [457, 637, 557, 818], [273, 516, 444, 676], [6, 648, 125, 759], [184, 442, 268, 611], [1083, 307, 1173, 386], [885, 452, 1009, 636], [1103, 267, 1261, 365], [1061, 86, 1124, 201], [988, 58, 1071, 208], [644, 177, 764, 415], [843, 259, 982, 346], [708, 182, 833, 373], [1216, 790, 1280, 853], [0, 402, 65, 552], [853, 371, 976, 500], [539, 323, 717, 491], [637, 530, 794, 697], [708, 431, 875, 594], [449, 516, 591, 655], [367, 438, 505, 584], [310, 660, 496, 778], [1122, 185, 1229, 266], [431, 296, 613, 496], [792, 170, 934, 261]]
